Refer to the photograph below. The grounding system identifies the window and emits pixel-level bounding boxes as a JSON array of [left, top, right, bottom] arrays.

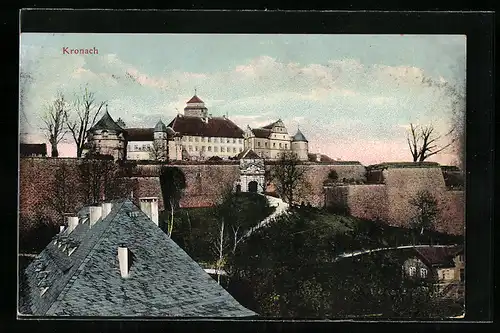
[[183, 137, 187, 141], [233, 147, 236, 153], [188, 146, 193, 151], [214, 146, 218, 152], [134, 145, 138, 150], [195, 137, 199, 142], [265, 142, 268, 147], [214, 138, 218, 143], [239, 139, 242, 144], [195, 146, 199, 151], [233, 138, 236, 143], [279, 143, 282, 148], [273, 143, 276, 148], [221, 147, 225, 152], [420, 268, 428, 278], [208, 137, 211, 142], [189, 136, 193, 142], [202, 146, 206, 152], [201, 137, 205, 142], [408, 266, 416, 276], [208, 146, 212, 152], [285, 144, 288, 149], [239, 148, 243, 152], [227, 138, 230, 143], [257, 142, 261, 147]]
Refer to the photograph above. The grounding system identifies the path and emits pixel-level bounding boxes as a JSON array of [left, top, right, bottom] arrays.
[[333, 244, 459, 262], [242, 194, 289, 239]]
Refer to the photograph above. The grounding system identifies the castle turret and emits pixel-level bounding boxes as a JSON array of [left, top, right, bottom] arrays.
[[184, 94, 208, 118], [86, 106, 126, 160], [291, 128, 309, 161]]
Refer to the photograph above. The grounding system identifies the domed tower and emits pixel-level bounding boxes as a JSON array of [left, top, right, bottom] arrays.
[[291, 127, 309, 161], [86, 106, 126, 160]]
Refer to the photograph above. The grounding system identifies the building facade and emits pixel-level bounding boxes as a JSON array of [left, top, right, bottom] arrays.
[[244, 120, 309, 160], [167, 95, 245, 160], [234, 149, 266, 194], [84, 108, 127, 160]]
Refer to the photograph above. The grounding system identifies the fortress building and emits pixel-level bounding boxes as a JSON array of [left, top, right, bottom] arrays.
[[86, 94, 311, 162], [244, 120, 309, 160], [167, 95, 245, 160]]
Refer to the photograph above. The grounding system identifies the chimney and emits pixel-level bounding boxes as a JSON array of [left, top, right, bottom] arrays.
[[316, 153, 321, 162], [139, 197, 159, 226], [67, 216, 79, 233], [89, 206, 102, 227], [102, 202, 113, 219], [117, 246, 129, 278], [59, 225, 65, 233]]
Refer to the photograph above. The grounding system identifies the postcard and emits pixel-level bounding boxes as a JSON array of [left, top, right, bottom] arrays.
[[18, 30, 466, 319]]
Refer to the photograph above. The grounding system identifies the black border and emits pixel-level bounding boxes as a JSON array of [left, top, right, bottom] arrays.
[[5, 8, 495, 333]]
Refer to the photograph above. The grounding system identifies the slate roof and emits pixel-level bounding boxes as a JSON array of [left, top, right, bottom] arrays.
[[21, 199, 257, 317], [167, 115, 244, 138], [90, 111, 124, 133], [292, 129, 308, 142], [414, 246, 463, 268], [236, 148, 261, 160], [125, 127, 178, 141], [20, 143, 47, 157]]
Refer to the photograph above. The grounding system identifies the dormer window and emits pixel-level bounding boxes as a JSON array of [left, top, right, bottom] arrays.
[[408, 266, 416, 276]]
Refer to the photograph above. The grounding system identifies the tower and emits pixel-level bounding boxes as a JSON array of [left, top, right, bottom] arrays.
[[183, 94, 208, 118], [86, 106, 126, 160], [291, 127, 309, 161]]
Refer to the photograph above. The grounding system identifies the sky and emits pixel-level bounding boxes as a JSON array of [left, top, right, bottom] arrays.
[[19, 33, 466, 165]]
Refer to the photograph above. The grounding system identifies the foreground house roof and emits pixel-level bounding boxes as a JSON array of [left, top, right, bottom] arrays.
[[414, 245, 463, 268], [168, 115, 244, 138], [21, 199, 257, 317]]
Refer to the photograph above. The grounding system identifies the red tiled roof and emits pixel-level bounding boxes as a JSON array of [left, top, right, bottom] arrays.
[[251, 128, 272, 138], [168, 115, 244, 138], [187, 95, 204, 104], [20, 143, 47, 156], [415, 246, 462, 268]]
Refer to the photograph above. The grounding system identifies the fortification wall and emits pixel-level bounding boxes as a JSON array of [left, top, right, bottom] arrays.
[[384, 167, 448, 228]]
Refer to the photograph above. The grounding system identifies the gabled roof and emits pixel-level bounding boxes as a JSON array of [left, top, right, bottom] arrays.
[[261, 119, 284, 130], [187, 95, 204, 104], [292, 129, 308, 142], [168, 115, 244, 138], [236, 148, 261, 160], [90, 111, 124, 132], [22, 199, 257, 317], [414, 246, 463, 268], [250, 128, 272, 138], [20, 143, 47, 156]]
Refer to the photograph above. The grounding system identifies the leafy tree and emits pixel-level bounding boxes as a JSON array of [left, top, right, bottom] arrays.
[[327, 169, 339, 182], [148, 140, 167, 161], [159, 166, 187, 237], [408, 190, 439, 244]]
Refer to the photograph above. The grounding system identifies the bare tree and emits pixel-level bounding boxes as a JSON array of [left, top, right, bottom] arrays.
[[407, 123, 455, 162], [66, 86, 106, 158], [46, 161, 79, 223], [270, 151, 308, 205], [41, 93, 68, 157], [78, 152, 116, 205], [211, 219, 229, 285], [148, 140, 166, 161]]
